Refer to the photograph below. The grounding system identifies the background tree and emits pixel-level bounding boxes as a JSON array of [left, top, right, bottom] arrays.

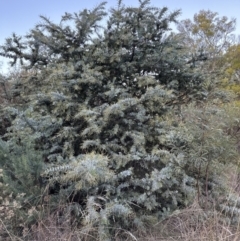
[[177, 10, 236, 64], [219, 43, 240, 103], [177, 10, 237, 94], [224, 43, 240, 81]]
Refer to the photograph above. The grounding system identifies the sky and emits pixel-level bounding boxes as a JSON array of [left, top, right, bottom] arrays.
[[0, 0, 240, 74]]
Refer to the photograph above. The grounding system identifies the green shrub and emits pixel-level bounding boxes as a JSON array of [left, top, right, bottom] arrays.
[[0, 139, 44, 237], [0, 0, 239, 239]]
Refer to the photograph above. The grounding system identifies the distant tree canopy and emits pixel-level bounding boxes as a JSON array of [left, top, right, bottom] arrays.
[[177, 9, 237, 88], [177, 10, 236, 56]]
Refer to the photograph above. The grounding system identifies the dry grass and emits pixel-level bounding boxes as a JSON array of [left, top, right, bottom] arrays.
[[1, 159, 240, 241], [1, 166, 240, 241], [137, 203, 240, 241], [1, 200, 240, 241]]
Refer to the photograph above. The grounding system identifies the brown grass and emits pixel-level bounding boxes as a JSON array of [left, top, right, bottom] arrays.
[[1, 108, 240, 240], [1, 200, 240, 241], [1, 157, 240, 240], [137, 203, 240, 241], [1, 165, 240, 241]]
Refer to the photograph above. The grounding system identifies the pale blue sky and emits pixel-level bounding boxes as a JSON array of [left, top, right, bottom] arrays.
[[1, 0, 239, 74]]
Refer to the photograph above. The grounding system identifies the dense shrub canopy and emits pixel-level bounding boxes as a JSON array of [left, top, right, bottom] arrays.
[[0, 0, 238, 240]]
